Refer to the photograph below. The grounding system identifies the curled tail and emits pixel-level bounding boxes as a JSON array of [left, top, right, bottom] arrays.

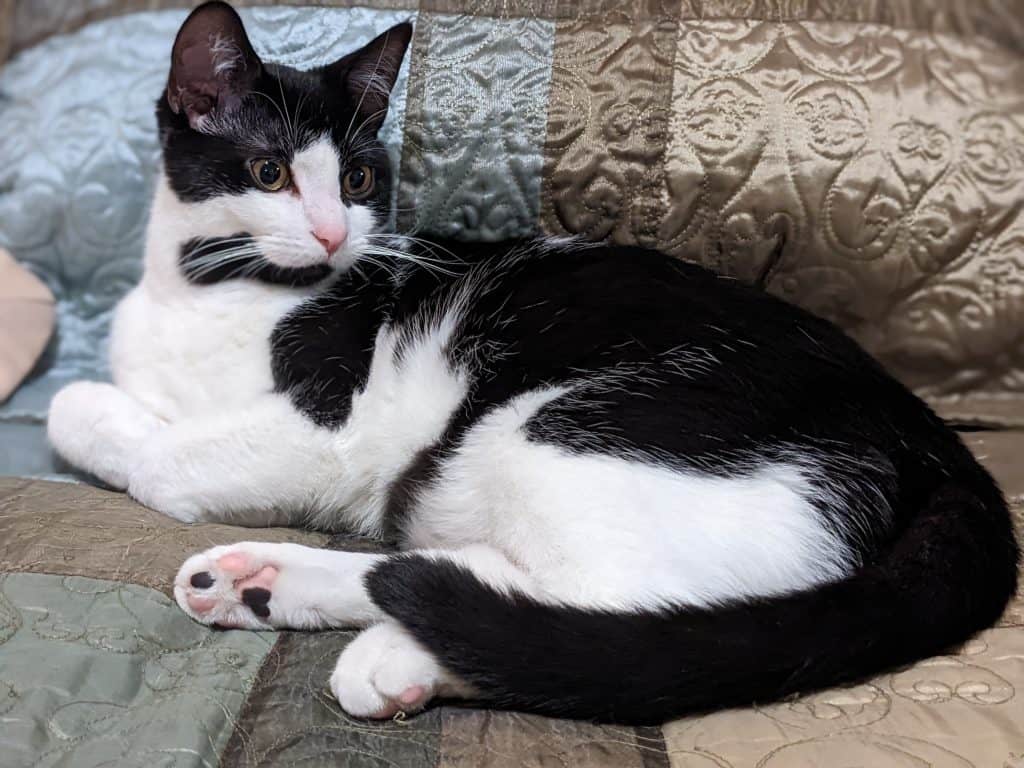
[[366, 471, 1018, 724]]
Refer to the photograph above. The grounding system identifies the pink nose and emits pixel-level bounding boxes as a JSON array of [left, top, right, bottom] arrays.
[[314, 225, 347, 256]]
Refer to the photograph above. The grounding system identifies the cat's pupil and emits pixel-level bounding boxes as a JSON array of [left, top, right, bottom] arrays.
[[259, 161, 281, 185], [348, 168, 365, 188]]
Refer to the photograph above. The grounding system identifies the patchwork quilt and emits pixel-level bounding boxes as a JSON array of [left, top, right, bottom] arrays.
[[1, 1, 1023, 765], [0, 443, 1022, 767]]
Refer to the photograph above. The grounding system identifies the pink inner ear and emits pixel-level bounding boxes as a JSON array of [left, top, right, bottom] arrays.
[[166, 2, 262, 126], [173, 44, 219, 120]]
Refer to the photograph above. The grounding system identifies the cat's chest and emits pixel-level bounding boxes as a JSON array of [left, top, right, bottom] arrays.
[[110, 282, 306, 419]]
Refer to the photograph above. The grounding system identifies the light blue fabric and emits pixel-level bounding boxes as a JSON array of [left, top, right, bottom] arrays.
[[0, 7, 413, 477], [0, 572, 276, 768], [397, 12, 554, 239]]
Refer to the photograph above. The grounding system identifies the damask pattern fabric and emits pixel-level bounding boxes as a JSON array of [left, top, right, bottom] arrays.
[[2, 4, 1024, 765], [4, 1, 1024, 480], [396, 11, 555, 238], [0, 572, 275, 768], [0, 463, 1022, 767]]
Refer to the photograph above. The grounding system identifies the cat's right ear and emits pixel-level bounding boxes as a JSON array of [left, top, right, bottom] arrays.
[[166, 1, 262, 130]]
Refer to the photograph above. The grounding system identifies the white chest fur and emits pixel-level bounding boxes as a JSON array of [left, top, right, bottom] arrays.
[[109, 177, 310, 421], [110, 280, 305, 420]]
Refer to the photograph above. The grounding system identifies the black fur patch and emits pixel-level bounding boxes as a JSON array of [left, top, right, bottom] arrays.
[[179, 234, 331, 286], [269, 235, 1017, 723]]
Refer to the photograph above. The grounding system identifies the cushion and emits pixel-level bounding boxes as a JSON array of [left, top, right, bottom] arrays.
[[0, 248, 54, 403], [2, 3, 1024, 483]]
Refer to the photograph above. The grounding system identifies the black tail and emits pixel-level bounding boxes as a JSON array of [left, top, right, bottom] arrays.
[[366, 473, 1019, 724]]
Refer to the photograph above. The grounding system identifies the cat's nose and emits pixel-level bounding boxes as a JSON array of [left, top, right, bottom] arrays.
[[314, 224, 347, 256]]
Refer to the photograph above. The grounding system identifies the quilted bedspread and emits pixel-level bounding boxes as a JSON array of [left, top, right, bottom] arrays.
[[1, 1, 1024, 766], [0, 433, 1022, 767]]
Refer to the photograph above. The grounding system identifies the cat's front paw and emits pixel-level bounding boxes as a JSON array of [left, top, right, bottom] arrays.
[[129, 461, 205, 522], [48, 381, 161, 488]]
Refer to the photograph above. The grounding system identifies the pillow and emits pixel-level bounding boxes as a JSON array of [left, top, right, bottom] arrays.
[[0, 248, 54, 403]]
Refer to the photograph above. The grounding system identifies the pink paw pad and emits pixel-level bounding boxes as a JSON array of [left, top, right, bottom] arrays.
[[368, 686, 429, 719], [216, 552, 252, 575], [186, 595, 218, 614]]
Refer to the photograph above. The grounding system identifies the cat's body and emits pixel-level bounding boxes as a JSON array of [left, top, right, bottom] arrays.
[[47, 2, 1018, 724]]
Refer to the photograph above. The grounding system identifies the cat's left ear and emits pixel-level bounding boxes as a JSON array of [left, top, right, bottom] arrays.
[[166, 2, 263, 130], [325, 22, 413, 133]]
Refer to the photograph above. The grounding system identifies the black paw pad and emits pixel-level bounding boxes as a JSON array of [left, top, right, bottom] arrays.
[[190, 571, 214, 589], [242, 587, 272, 618]]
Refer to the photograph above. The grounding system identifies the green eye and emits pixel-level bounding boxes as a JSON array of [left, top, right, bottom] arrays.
[[343, 165, 374, 199], [249, 158, 290, 191]]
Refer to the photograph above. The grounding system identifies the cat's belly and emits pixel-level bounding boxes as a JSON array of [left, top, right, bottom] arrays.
[[109, 281, 305, 421]]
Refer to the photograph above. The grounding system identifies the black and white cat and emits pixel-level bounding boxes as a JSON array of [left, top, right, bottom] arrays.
[[47, 2, 1018, 723]]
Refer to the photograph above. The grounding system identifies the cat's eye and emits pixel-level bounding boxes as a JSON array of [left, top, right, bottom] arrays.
[[249, 158, 290, 192], [343, 165, 374, 199]]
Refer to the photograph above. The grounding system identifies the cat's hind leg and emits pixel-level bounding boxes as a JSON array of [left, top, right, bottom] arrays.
[[330, 620, 476, 719], [174, 541, 386, 629], [330, 546, 531, 718], [47, 381, 164, 488], [175, 542, 528, 718]]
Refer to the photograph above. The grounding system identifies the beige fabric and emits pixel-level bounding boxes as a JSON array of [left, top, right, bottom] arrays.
[[660, 436, 1024, 768], [0, 477, 332, 596], [0, 248, 54, 403], [0, 433, 1021, 766], [0, 0, 13, 65]]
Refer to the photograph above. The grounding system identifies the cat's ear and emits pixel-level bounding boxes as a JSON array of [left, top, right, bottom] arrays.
[[325, 22, 413, 133], [166, 1, 262, 130]]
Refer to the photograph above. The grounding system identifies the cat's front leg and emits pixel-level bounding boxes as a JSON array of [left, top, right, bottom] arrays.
[[47, 381, 164, 488], [127, 394, 334, 523]]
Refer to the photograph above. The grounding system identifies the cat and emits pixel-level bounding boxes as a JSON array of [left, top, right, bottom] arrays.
[[47, 1, 1018, 724]]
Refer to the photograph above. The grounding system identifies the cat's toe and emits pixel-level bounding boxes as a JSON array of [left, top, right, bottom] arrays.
[[330, 622, 453, 719], [174, 545, 279, 629]]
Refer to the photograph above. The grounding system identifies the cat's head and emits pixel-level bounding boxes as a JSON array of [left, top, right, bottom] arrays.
[[155, 1, 411, 286]]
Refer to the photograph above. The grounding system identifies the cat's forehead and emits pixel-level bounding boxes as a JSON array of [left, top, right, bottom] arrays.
[[206, 64, 343, 156]]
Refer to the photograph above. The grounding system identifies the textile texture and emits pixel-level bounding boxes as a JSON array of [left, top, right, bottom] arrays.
[[1, 2, 1023, 766]]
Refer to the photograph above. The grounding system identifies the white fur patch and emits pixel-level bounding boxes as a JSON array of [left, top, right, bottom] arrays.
[[313, 314, 471, 534], [209, 33, 244, 76], [405, 387, 852, 609]]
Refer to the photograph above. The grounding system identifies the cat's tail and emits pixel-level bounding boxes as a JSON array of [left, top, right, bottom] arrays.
[[364, 464, 1018, 724]]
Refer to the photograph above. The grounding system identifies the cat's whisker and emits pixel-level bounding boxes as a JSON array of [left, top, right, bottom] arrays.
[[344, 107, 390, 148], [342, 27, 398, 147], [291, 89, 311, 150], [250, 90, 292, 151], [364, 233, 465, 263], [185, 248, 266, 280], [273, 69, 296, 154], [360, 245, 461, 277]]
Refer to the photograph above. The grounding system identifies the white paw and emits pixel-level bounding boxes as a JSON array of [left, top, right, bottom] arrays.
[[330, 622, 466, 719], [129, 459, 205, 522], [174, 543, 280, 629], [174, 542, 356, 629], [48, 381, 161, 489]]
